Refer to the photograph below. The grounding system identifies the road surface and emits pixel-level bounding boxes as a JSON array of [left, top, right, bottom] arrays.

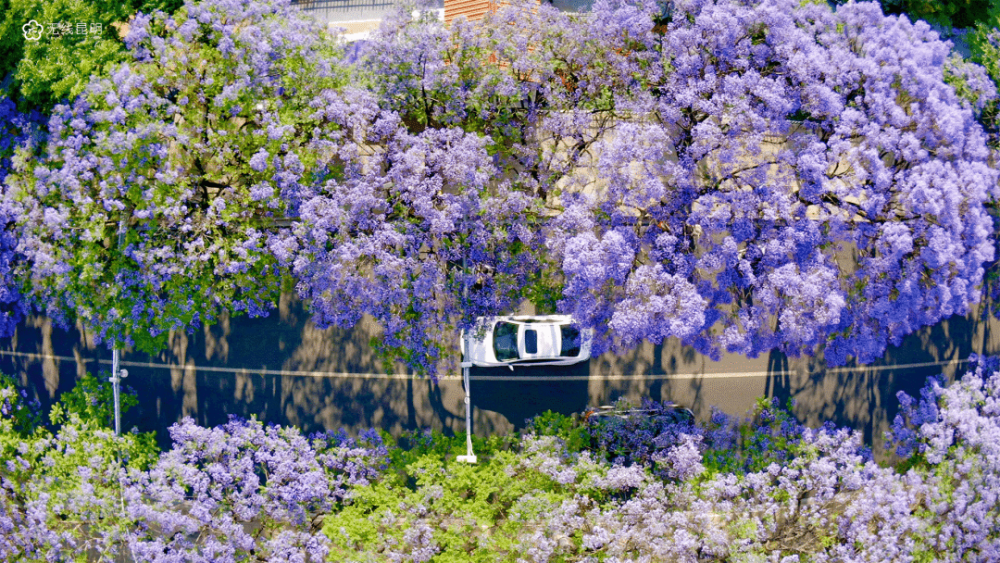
[[1, 291, 996, 462]]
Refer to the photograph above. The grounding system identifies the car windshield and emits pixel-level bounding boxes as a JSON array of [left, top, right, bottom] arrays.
[[493, 322, 520, 361], [560, 326, 581, 357]]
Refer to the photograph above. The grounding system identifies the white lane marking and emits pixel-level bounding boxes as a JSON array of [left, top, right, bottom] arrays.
[[0, 349, 974, 381]]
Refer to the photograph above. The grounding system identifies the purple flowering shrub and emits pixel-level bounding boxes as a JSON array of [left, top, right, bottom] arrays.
[[493, 392, 996, 560], [2, 0, 345, 354], [123, 417, 389, 562], [577, 398, 701, 471], [0, 373, 159, 562], [883, 353, 1000, 559], [695, 396, 869, 477], [526, 397, 832, 484], [1, 373, 392, 562], [325, 359, 1000, 561]]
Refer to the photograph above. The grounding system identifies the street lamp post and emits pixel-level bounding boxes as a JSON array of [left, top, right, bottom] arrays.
[[456, 222, 477, 464], [110, 359, 128, 436], [109, 222, 128, 436]]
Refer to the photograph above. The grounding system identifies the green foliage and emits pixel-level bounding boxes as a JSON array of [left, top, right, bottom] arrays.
[[1, 371, 158, 471], [49, 371, 137, 429], [701, 396, 810, 477], [524, 409, 592, 452], [46, 371, 159, 469], [0, 371, 160, 560], [325, 431, 586, 562], [895, 450, 929, 474], [0, 372, 42, 437], [2, 411, 159, 559], [0, 0, 184, 114], [971, 6, 1000, 83], [388, 428, 521, 472], [880, 0, 998, 29], [969, 7, 1000, 146], [523, 262, 565, 315]]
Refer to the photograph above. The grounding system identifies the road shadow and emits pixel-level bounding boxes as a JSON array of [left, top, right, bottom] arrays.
[[470, 363, 591, 431], [6, 293, 1000, 458], [762, 306, 993, 463], [0, 294, 478, 450]]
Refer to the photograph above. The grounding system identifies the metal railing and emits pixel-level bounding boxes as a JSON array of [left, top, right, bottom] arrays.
[[292, 0, 442, 23]]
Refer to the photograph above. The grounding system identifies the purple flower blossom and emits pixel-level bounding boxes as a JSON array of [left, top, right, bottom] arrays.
[[533, 0, 1000, 365], [124, 416, 388, 561], [2, 0, 339, 353]]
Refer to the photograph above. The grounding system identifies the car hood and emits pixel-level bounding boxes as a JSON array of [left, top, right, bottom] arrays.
[[463, 324, 498, 364]]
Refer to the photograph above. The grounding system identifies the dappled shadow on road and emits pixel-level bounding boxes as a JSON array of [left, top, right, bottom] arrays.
[[471, 363, 590, 431], [764, 306, 998, 463], [583, 338, 713, 415], [0, 293, 494, 449], [0, 315, 103, 427], [6, 293, 1000, 457]]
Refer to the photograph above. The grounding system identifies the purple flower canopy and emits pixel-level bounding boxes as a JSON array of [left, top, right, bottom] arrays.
[[2, 0, 342, 352], [0, 99, 36, 338], [342, 0, 998, 371], [1, 0, 998, 375], [530, 0, 999, 364]]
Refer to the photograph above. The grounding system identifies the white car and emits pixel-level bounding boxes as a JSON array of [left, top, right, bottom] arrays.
[[461, 315, 594, 369]]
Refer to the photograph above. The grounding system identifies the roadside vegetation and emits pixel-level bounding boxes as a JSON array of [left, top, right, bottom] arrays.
[[1, 0, 1000, 559], [4, 0, 1000, 378], [2, 355, 999, 561]]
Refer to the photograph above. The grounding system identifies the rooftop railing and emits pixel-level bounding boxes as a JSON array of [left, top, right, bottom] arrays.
[[292, 0, 442, 24]]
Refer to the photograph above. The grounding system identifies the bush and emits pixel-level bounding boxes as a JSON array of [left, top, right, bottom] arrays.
[[123, 418, 391, 562], [576, 398, 698, 469], [49, 372, 139, 430], [6, 356, 1000, 561], [0, 374, 391, 562], [0, 371, 158, 561], [0, 373, 42, 438]]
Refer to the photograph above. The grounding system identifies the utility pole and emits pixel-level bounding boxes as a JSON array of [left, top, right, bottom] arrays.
[[110, 222, 128, 436], [456, 220, 477, 464]]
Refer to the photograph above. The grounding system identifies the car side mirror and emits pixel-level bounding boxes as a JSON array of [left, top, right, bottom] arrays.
[[508, 365, 514, 372]]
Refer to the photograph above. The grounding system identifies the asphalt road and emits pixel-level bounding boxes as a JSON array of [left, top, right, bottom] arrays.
[[1, 291, 996, 462]]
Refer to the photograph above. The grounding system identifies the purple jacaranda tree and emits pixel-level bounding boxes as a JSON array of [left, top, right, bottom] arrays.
[[532, 0, 1000, 364], [284, 0, 695, 377], [0, 98, 38, 339], [323, 0, 1000, 373], [0, 0, 345, 353], [273, 7, 547, 378], [123, 418, 389, 562]]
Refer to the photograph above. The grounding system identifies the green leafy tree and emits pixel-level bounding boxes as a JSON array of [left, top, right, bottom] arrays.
[[970, 4, 1000, 141], [0, 0, 183, 113], [869, 0, 998, 29]]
